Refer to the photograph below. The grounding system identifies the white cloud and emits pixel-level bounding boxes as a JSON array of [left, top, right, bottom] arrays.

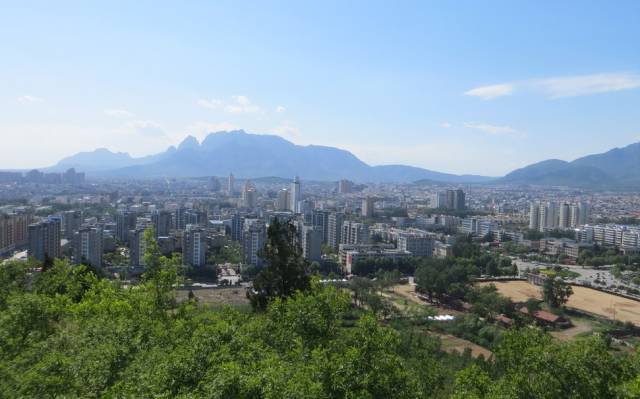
[[276, 105, 286, 113], [464, 84, 513, 100], [463, 122, 526, 138], [532, 73, 640, 98], [233, 95, 250, 106], [197, 98, 222, 110], [465, 72, 640, 100], [187, 121, 239, 139], [126, 120, 164, 137], [104, 108, 133, 118], [224, 95, 261, 113], [198, 95, 262, 113], [440, 122, 452, 128], [18, 95, 43, 104]]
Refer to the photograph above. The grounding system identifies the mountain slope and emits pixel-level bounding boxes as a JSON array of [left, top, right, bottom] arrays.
[[496, 142, 640, 187]]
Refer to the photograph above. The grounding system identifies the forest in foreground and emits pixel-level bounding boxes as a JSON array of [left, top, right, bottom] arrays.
[[2, 223, 640, 398]]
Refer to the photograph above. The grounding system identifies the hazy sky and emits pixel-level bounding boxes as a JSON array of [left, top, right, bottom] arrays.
[[2, 1, 640, 176]]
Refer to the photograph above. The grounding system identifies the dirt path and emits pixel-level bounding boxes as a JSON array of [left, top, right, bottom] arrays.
[[550, 319, 593, 341]]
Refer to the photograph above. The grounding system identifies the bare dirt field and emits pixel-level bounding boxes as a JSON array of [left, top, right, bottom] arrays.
[[482, 281, 640, 325], [433, 333, 493, 358], [391, 284, 463, 316], [176, 286, 250, 306]]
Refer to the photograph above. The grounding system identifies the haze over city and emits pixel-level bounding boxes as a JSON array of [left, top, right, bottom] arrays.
[[2, 1, 640, 175]]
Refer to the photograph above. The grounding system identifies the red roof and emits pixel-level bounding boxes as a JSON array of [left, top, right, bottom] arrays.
[[533, 310, 560, 323], [519, 307, 561, 323]]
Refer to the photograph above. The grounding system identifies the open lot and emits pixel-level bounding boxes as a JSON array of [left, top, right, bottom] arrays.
[[433, 333, 493, 359], [483, 280, 640, 325], [391, 284, 464, 316], [176, 286, 250, 306]]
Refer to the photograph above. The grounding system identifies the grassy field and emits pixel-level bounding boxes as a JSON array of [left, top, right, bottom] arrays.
[[482, 281, 640, 325]]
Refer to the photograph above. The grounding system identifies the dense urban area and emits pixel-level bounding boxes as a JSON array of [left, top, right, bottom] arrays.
[[2, 169, 640, 397]]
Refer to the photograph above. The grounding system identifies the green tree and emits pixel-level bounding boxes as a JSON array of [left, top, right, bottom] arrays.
[[248, 219, 310, 311], [542, 277, 573, 308], [141, 227, 180, 310]]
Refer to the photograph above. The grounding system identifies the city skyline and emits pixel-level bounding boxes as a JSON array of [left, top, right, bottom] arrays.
[[2, 1, 640, 175]]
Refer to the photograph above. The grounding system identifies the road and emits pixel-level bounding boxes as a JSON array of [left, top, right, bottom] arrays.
[[513, 259, 640, 296]]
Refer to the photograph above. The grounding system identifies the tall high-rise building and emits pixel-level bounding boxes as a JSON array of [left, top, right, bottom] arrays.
[[361, 197, 375, 218], [312, 209, 330, 244], [62, 210, 83, 240], [230, 213, 243, 241], [569, 205, 580, 228], [116, 211, 137, 242], [446, 190, 456, 210], [437, 189, 465, 210], [276, 189, 290, 211], [397, 234, 434, 257], [28, 217, 61, 262], [327, 212, 344, 250], [62, 168, 85, 185], [0, 212, 32, 255], [152, 210, 172, 237], [558, 203, 570, 228], [453, 189, 466, 210], [242, 181, 258, 208], [577, 202, 590, 226], [73, 225, 103, 268], [183, 225, 207, 267], [341, 221, 370, 245], [529, 202, 540, 231], [431, 192, 447, 208], [227, 173, 235, 195], [184, 210, 207, 227], [290, 176, 301, 213], [337, 179, 354, 194], [301, 224, 322, 262], [538, 201, 558, 232], [243, 219, 266, 266], [174, 207, 187, 230], [129, 228, 146, 266]]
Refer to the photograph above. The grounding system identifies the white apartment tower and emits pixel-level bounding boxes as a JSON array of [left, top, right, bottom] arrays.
[[558, 203, 570, 228], [290, 176, 301, 213], [529, 202, 540, 231], [227, 173, 235, 195]]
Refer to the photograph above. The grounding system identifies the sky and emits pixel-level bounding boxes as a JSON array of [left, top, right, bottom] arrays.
[[2, 1, 640, 176]]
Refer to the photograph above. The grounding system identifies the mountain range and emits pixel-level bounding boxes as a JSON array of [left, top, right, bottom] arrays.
[[45, 130, 640, 188], [496, 142, 640, 188], [47, 130, 491, 183]]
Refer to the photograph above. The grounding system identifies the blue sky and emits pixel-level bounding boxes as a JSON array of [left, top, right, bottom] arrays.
[[2, 1, 640, 175]]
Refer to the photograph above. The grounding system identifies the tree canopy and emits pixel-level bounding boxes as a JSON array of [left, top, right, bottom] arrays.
[[248, 219, 311, 311]]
